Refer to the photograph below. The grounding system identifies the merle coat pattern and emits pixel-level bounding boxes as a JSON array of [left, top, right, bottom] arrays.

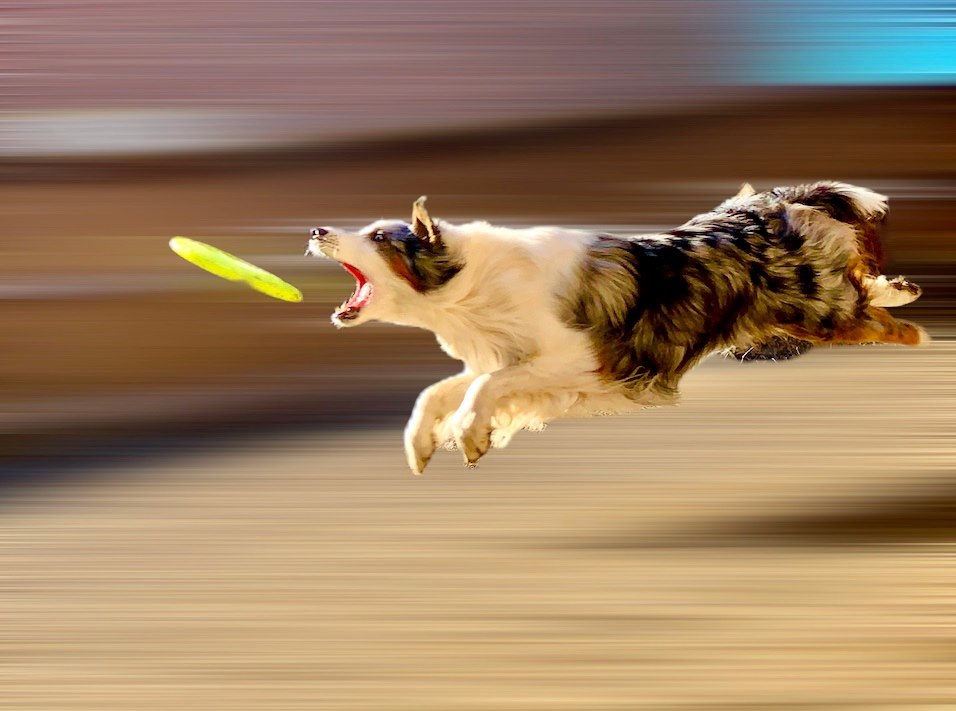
[[307, 183, 925, 473]]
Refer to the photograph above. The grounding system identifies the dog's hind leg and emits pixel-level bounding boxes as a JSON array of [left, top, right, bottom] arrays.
[[728, 273, 922, 361], [785, 306, 927, 348], [849, 307, 927, 346]]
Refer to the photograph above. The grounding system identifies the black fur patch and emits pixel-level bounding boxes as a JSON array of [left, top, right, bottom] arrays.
[[771, 184, 861, 224], [748, 261, 769, 288], [369, 222, 461, 292], [780, 224, 805, 253], [795, 264, 819, 298]]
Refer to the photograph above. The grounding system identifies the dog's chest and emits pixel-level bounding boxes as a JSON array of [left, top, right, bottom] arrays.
[[430, 303, 595, 376], [432, 312, 537, 373]]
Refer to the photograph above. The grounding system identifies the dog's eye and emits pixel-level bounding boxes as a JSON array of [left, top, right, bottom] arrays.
[[371, 230, 387, 242]]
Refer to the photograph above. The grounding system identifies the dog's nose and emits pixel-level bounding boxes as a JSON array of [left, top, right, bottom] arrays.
[[306, 227, 333, 256]]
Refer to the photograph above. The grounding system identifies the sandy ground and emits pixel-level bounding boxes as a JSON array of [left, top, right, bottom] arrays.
[[4, 343, 956, 710]]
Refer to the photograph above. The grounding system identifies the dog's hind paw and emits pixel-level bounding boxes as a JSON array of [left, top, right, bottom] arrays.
[[866, 275, 922, 308], [726, 335, 814, 362]]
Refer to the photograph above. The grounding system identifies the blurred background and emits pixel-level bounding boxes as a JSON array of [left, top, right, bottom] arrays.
[[3, 2, 956, 709]]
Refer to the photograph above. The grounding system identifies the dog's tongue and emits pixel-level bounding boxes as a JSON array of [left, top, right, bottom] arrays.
[[341, 263, 371, 309], [347, 281, 372, 309]]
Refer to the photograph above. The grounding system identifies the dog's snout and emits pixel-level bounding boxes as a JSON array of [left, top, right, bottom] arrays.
[[306, 226, 337, 257]]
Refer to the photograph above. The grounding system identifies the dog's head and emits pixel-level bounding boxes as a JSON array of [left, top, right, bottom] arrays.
[[306, 197, 462, 327]]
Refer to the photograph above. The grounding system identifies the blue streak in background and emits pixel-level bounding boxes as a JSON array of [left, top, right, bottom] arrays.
[[749, 0, 956, 84]]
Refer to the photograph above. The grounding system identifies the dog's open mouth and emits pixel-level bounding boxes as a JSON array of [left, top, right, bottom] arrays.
[[334, 262, 373, 322]]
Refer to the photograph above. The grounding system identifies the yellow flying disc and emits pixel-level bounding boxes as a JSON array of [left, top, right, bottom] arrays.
[[169, 237, 303, 303]]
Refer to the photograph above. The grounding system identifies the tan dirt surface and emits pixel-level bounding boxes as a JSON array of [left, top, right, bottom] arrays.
[[4, 345, 956, 709]]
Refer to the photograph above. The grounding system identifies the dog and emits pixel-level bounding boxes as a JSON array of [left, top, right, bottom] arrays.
[[306, 182, 925, 474]]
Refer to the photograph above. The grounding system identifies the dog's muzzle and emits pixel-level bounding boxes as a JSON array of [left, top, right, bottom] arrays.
[[306, 227, 336, 257]]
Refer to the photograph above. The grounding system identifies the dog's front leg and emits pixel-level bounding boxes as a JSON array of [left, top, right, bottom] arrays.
[[450, 363, 586, 467], [404, 371, 475, 474]]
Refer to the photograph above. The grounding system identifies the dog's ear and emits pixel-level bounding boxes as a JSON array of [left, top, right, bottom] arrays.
[[411, 196, 443, 248], [734, 183, 756, 199]]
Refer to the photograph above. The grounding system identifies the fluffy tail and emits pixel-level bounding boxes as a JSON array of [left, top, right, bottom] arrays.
[[770, 181, 888, 273]]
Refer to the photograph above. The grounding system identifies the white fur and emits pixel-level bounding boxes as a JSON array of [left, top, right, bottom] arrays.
[[830, 182, 888, 219]]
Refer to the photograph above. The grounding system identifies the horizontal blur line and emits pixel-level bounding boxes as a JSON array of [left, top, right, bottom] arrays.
[[0, 102, 724, 161], [0, 260, 333, 300], [0, 374, 424, 475], [0, 382, 455, 482], [1, 86, 949, 183], [1, 372, 419, 433], [641, 179, 956, 201]]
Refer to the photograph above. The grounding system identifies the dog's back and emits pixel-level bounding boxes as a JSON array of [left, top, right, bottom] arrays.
[[565, 181, 924, 394]]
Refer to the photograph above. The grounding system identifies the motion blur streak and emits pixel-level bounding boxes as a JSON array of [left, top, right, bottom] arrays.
[[3, 2, 956, 709], [751, 0, 956, 84], [1, 1, 745, 156]]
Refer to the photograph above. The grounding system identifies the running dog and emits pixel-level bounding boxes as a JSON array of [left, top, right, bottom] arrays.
[[306, 182, 924, 473]]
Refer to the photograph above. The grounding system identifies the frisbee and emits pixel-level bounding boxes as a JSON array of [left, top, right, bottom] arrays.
[[169, 237, 303, 303]]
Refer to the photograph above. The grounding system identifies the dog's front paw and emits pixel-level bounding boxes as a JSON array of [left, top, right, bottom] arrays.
[[404, 416, 436, 475], [449, 408, 491, 467]]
